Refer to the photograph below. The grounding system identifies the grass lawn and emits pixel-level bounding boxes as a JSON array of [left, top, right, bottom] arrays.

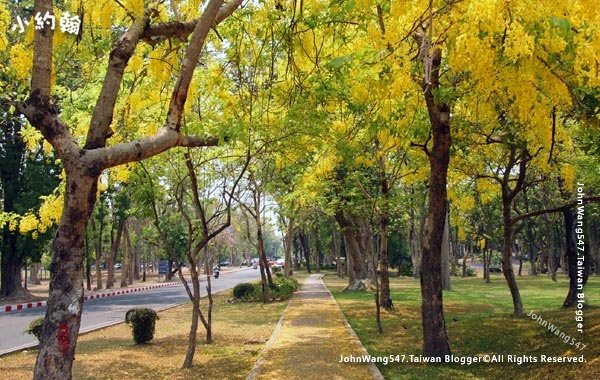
[[323, 272, 599, 380], [0, 285, 290, 379]]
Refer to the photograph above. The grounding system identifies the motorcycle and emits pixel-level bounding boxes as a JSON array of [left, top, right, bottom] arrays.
[[213, 266, 220, 279]]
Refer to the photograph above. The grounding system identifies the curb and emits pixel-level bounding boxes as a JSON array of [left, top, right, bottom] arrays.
[[0, 267, 251, 314], [0, 281, 180, 314], [320, 275, 386, 380]]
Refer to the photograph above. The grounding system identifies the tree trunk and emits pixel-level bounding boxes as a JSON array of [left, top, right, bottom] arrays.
[[284, 217, 295, 277], [1, 224, 27, 298], [314, 225, 322, 273], [256, 216, 273, 287], [332, 222, 343, 277], [486, 248, 493, 282], [523, 190, 538, 275], [84, 233, 92, 291], [409, 225, 421, 278], [361, 219, 377, 282], [127, 230, 135, 285], [378, 161, 393, 308], [91, 218, 104, 290], [483, 248, 490, 283], [108, 218, 125, 288], [441, 211, 451, 291], [502, 205, 523, 316], [300, 231, 312, 273], [462, 245, 469, 277], [33, 174, 98, 380], [29, 262, 42, 285], [204, 257, 214, 343], [120, 222, 130, 288], [419, 46, 452, 359], [514, 240, 523, 276], [335, 212, 369, 286], [0, 112, 29, 299], [293, 235, 302, 271], [562, 207, 589, 306], [559, 232, 567, 274], [379, 221, 393, 309], [182, 260, 201, 369], [133, 222, 141, 280]]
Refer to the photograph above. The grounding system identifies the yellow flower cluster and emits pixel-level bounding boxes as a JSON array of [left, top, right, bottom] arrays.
[[19, 124, 44, 151], [504, 21, 535, 63], [10, 44, 32, 80], [38, 193, 64, 233], [0, 4, 9, 52], [19, 213, 39, 235]]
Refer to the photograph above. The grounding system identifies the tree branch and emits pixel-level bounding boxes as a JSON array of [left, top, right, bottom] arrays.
[[165, 0, 226, 132], [83, 128, 219, 173], [17, 98, 81, 166], [141, 0, 243, 42], [31, 0, 54, 98], [511, 196, 600, 226], [85, 11, 151, 150]]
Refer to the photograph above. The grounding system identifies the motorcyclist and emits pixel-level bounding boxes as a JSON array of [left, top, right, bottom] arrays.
[[213, 265, 220, 278]]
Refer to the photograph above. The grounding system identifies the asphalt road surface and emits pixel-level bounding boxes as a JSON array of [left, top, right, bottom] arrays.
[[0, 267, 260, 356]]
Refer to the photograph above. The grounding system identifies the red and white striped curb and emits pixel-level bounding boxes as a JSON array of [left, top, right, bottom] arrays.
[[0, 281, 180, 314]]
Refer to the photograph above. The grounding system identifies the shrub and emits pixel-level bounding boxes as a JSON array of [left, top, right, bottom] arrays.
[[125, 308, 159, 344], [319, 263, 337, 270], [270, 276, 299, 300], [233, 282, 256, 299], [25, 317, 44, 341], [465, 266, 477, 277], [271, 265, 282, 274]]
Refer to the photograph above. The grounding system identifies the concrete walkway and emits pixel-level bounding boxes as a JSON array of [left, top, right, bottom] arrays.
[[247, 274, 384, 380]]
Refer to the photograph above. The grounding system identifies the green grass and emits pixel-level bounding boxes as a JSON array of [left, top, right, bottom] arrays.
[[323, 272, 600, 380]]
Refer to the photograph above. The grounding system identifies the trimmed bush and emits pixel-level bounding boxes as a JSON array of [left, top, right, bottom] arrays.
[[270, 276, 299, 300], [233, 282, 256, 299], [125, 308, 159, 344], [234, 277, 299, 302], [25, 317, 44, 341]]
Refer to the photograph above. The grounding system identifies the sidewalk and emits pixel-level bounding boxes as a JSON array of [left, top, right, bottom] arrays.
[[247, 274, 384, 380]]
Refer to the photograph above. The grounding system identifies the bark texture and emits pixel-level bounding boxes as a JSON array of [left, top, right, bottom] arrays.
[[418, 45, 452, 359]]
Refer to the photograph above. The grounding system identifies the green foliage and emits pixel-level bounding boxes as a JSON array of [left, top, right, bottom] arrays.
[[125, 308, 159, 344], [24, 317, 44, 341], [451, 265, 477, 277], [465, 266, 477, 277], [233, 277, 299, 302], [388, 232, 411, 273], [233, 282, 256, 299], [319, 263, 337, 270], [270, 276, 299, 300]]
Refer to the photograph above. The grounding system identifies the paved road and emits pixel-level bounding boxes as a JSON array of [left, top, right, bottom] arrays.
[[0, 268, 260, 356]]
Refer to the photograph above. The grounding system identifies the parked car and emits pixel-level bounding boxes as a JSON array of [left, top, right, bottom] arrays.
[[114, 263, 122, 269], [219, 260, 230, 267]]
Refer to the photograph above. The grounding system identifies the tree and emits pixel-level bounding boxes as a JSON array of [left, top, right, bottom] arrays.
[[9, 1, 244, 378], [173, 149, 247, 368], [1, 97, 60, 299]]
